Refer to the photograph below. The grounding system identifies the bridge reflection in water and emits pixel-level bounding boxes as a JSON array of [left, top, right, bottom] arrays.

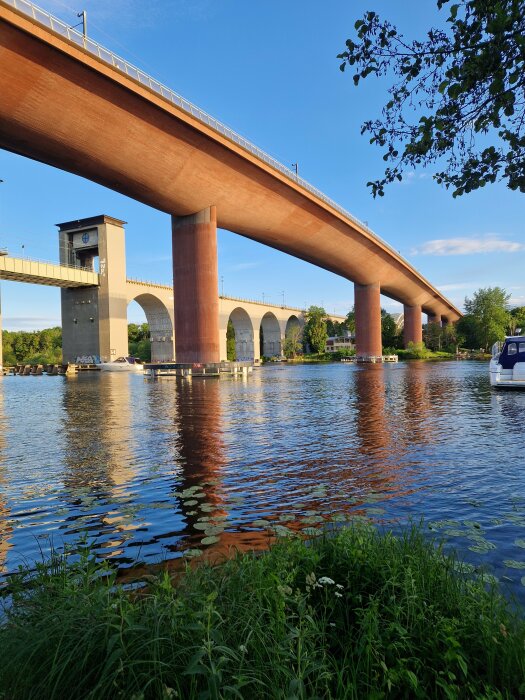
[[1, 363, 525, 604]]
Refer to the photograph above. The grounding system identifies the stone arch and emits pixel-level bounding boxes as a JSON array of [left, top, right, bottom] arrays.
[[229, 307, 254, 361], [128, 293, 174, 362], [260, 311, 281, 357], [285, 314, 302, 336]]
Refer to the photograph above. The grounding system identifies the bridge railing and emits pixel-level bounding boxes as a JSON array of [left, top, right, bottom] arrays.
[[3, 0, 409, 267], [0, 253, 94, 273]]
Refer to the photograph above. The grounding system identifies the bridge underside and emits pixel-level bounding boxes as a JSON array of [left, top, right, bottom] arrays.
[[0, 3, 461, 363]]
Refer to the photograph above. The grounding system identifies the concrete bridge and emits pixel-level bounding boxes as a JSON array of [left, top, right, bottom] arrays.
[[1, 215, 341, 367], [0, 0, 461, 365]]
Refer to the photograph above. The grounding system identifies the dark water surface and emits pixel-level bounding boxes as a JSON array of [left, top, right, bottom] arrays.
[[1, 361, 524, 599]]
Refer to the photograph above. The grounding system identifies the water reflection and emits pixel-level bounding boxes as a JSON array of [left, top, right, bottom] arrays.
[[0, 389, 12, 573], [1, 363, 525, 601]]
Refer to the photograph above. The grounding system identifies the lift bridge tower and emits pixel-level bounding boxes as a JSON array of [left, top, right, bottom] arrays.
[[58, 215, 129, 362]]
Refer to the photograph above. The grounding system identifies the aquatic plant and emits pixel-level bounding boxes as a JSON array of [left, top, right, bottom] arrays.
[[0, 525, 524, 698]]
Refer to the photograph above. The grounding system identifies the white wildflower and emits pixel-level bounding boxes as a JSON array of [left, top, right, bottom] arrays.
[[318, 576, 335, 585], [335, 591, 343, 598], [239, 644, 248, 654]]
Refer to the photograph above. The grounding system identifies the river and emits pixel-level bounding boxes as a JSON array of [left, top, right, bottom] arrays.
[[1, 361, 524, 600]]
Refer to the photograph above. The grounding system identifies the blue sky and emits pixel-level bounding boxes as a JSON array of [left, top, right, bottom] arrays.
[[0, 0, 523, 330]]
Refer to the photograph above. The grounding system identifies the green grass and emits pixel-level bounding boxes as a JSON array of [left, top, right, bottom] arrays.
[[1, 525, 524, 699]]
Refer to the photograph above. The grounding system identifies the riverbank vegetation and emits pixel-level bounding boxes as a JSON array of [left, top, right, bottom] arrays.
[[1, 525, 524, 699], [1, 327, 62, 366]]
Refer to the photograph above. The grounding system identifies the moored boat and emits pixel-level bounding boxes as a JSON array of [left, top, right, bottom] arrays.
[[489, 336, 525, 388], [99, 356, 143, 372]]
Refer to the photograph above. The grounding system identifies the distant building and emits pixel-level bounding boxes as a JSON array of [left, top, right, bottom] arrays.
[[326, 331, 355, 353]]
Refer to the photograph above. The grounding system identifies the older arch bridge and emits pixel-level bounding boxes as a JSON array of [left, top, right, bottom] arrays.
[[0, 215, 323, 367], [0, 0, 461, 366]]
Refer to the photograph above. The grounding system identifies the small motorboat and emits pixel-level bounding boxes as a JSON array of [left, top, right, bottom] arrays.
[[99, 356, 143, 373], [489, 336, 525, 388]]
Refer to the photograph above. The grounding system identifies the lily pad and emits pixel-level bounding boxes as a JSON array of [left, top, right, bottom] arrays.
[[428, 520, 460, 530], [200, 504, 215, 513], [279, 514, 296, 522], [183, 549, 203, 558], [521, 576, 525, 587], [252, 519, 270, 527], [204, 525, 225, 537], [503, 560, 525, 570], [183, 500, 198, 507], [193, 523, 210, 531], [331, 513, 348, 522], [303, 527, 322, 536], [514, 539, 525, 549], [468, 540, 496, 554], [443, 529, 465, 538], [201, 536, 220, 545], [303, 515, 324, 524], [463, 521, 482, 530], [366, 507, 386, 516], [272, 525, 296, 538]]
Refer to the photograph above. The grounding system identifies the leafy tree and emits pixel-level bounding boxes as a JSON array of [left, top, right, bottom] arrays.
[[344, 308, 356, 334], [424, 321, 443, 351], [304, 306, 328, 354], [441, 322, 465, 353], [2, 327, 62, 364], [326, 319, 344, 337], [128, 323, 150, 361], [338, 1, 525, 197], [456, 313, 480, 348], [509, 305, 525, 333], [381, 309, 399, 348], [128, 323, 149, 344], [226, 319, 236, 361], [283, 324, 303, 359], [463, 286, 510, 350]]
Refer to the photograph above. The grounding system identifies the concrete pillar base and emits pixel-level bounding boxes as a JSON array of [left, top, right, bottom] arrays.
[[427, 312, 442, 327], [403, 304, 422, 347], [354, 282, 382, 358], [172, 206, 220, 364], [0, 282, 3, 369]]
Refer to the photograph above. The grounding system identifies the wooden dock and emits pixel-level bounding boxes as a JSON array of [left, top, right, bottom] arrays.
[[144, 361, 253, 378], [1, 363, 100, 376]]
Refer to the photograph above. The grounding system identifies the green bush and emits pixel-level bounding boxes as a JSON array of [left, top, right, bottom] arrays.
[[1, 525, 524, 699]]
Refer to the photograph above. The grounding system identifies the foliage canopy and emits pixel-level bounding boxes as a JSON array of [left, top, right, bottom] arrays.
[[338, 0, 525, 197], [304, 306, 328, 354]]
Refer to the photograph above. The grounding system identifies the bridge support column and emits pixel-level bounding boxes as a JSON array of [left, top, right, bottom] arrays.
[[354, 282, 382, 358], [427, 312, 441, 326], [403, 304, 422, 347], [0, 283, 3, 370], [172, 206, 220, 364]]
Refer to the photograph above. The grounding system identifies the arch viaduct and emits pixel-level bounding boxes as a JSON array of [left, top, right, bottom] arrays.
[[0, 0, 461, 363], [126, 280, 308, 365], [1, 214, 339, 367]]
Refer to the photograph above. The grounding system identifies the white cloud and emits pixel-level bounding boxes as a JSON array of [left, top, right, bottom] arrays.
[[412, 235, 525, 256]]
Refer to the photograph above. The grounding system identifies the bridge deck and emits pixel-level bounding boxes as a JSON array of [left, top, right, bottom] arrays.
[[0, 256, 99, 287]]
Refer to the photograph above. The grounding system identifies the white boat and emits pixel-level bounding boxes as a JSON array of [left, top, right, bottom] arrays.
[[99, 356, 143, 373], [490, 336, 525, 388]]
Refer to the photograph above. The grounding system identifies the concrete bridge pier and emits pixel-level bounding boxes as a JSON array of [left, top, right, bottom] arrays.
[[0, 283, 3, 369], [172, 206, 220, 364], [354, 282, 382, 358], [427, 312, 442, 326], [403, 304, 423, 347]]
